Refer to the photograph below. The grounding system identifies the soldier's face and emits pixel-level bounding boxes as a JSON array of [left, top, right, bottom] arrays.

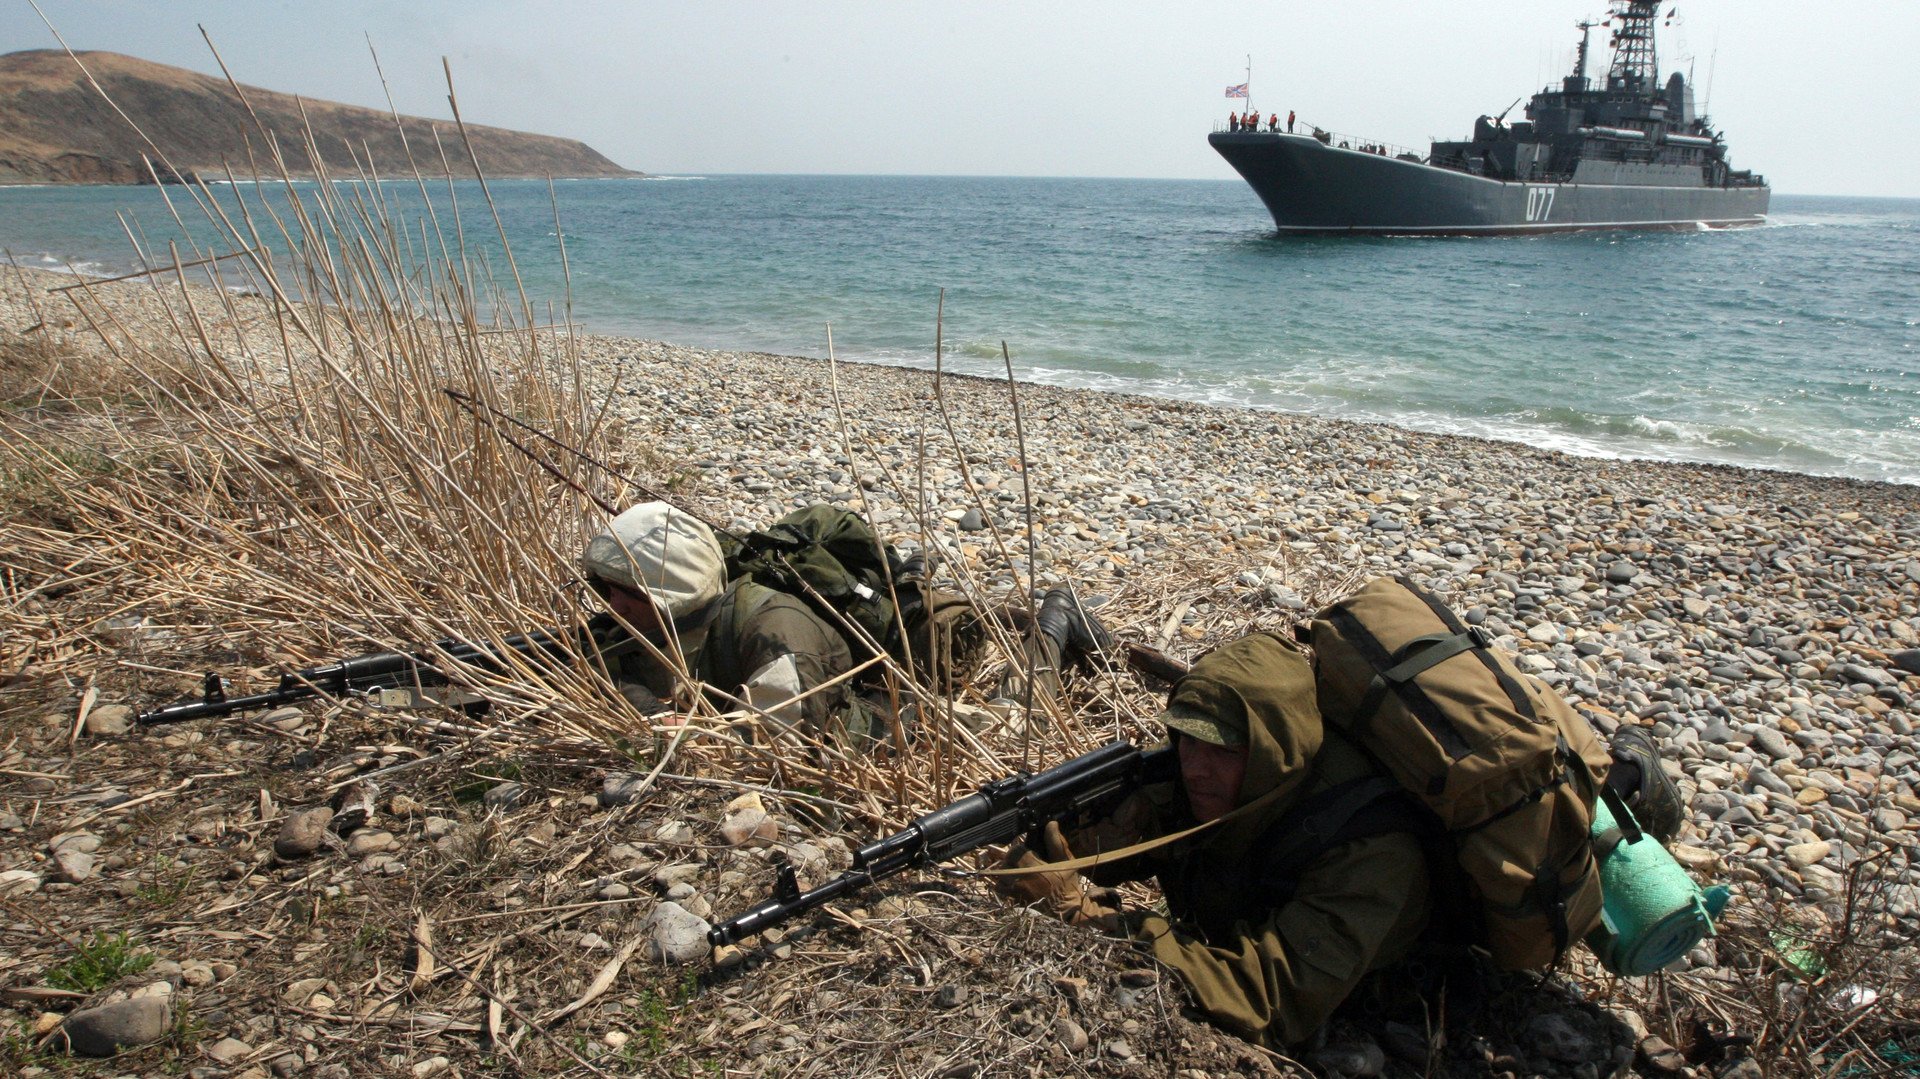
[[1178, 736, 1250, 822], [604, 583, 668, 640]]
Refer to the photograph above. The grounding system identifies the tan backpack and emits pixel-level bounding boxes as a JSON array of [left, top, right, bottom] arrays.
[[1308, 576, 1614, 971]]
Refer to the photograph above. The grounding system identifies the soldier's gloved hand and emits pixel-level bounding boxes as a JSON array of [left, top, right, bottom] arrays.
[[996, 822, 1123, 931], [994, 821, 1075, 906]]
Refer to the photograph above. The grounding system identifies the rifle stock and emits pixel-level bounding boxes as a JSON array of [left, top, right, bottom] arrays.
[[1121, 640, 1190, 683], [708, 739, 1176, 948]]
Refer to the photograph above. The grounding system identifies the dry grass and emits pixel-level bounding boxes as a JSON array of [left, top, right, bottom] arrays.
[[1565, 847, 1920, 1077]]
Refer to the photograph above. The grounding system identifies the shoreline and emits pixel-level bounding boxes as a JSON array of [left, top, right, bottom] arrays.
[[577, 329, 1920, 502], [4, 256, 1913, 507], [10, 234, 1914, 490]]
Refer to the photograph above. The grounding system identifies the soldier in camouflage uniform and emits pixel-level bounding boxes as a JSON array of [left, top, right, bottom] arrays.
[[581, 502, 883, 748], [1001, 631, 1684, 1049], [1001, 633, 1431, 1047]]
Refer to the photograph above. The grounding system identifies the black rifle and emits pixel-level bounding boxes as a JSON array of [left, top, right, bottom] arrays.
[[134, 629, 582, 726], [708, 739, 1176, 947]]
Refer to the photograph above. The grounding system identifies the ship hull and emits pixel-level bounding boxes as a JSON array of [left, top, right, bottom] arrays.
[[1210, 132, 1770, 235]]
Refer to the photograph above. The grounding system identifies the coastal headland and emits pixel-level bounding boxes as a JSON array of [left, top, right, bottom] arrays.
[[3, 262, 1918, 1076], [0, 50, 638, 184]]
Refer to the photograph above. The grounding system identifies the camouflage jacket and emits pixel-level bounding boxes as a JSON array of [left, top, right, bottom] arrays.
[[591, 579, 880, 747], [1088, 635, 1431, 1047]]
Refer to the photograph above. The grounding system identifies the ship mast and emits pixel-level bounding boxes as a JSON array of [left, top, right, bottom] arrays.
[[1606, 0, 1661, 96], [1570, 19, 1597, 92]]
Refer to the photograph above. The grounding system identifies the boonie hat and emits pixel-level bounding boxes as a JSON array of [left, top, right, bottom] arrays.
[[580, 502, 726, 620], [1155, 673, 1250, 747]]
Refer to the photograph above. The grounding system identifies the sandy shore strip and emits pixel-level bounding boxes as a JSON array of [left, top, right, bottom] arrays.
[[10, 261, 1920, 907]]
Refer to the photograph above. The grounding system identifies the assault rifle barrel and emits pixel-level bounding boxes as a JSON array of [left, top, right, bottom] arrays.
[[708, 740, 1175, 948], [134, 629, 579, 727]]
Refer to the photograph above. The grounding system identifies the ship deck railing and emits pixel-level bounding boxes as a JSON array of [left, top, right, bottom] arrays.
[[1212, 122, 1426, 162]]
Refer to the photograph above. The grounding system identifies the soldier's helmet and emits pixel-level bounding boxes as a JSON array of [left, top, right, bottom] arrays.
[[581, 502, 726, 620]]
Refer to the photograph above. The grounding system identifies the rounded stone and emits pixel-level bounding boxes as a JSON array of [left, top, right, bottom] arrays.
[[60, 997, 171, 1056], [346, 830, 396, 857], [274, 807, 335, 859], [644, 901, 712, 964], [85, 705, 135, 737]]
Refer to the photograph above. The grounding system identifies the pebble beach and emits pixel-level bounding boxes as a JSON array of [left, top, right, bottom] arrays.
[[580, 330, 1920, 910]]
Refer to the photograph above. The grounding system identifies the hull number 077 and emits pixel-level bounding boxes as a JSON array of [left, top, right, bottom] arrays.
[[1526, 186, 1557, 223]]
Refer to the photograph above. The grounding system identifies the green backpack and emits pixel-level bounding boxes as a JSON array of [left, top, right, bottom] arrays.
[[1307, 576, 1615, 971], [721, 505, 984, 690]]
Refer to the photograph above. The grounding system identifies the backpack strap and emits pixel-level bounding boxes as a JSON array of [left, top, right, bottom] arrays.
[[1594, 781, 1644, 856], [1398, 576, 1540, 726], [1328, 605, 1475, 773], [697, 581, 779, 690], [1250, 775, 1428, 906]]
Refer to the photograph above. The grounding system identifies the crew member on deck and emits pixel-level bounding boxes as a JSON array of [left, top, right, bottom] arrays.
[[1229, 113, 1239, 132], [1288, 110, 1296, 133]]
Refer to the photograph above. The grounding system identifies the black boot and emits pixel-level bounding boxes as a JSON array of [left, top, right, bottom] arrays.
[[1607, 726, 1684, 844], [897, 552, 929, 582], [1037, 587, 1115, 668], [1035, 588, 1075, 659]]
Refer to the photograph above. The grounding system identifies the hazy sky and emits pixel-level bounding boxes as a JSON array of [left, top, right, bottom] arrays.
[[8, 1, 1916, 196]]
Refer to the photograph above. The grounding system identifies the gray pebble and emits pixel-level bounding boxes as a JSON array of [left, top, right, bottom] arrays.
[[644, 901, 712, 964], [60, 997, 172, 1056], [275, 808, 335, 859], [205, 1037, 253, 1064], [85, 704, 134, 737], [600, 772, 647, 807], [1836, 663, 1894, 688], [1312, 1040, 1386, 1077], [1750, 727, 1794, 761], [260, 706, 307, 732], [483, 782, 526, 811], [53, 849, 95, 883], [346, 830, 396, 857], [1525, 1012, 1596, 1064]]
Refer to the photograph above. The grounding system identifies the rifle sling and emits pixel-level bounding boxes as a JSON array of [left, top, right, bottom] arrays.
[[969, 780, 1294, 878]]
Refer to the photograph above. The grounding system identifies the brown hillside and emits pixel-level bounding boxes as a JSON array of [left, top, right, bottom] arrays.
[[0, 49, 638, 184]]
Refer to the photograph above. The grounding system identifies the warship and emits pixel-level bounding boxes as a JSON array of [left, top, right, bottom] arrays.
[[1210, 1, 1769, 235]]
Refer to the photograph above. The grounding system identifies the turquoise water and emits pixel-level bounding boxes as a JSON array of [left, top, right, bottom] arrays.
[[2, 176, 1915, 484]]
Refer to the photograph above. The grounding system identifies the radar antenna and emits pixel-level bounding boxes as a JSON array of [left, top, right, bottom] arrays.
[[1606, 0, 1661, 96]]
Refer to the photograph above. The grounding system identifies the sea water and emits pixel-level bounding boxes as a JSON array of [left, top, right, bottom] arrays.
[[2, 176, 1914, 485]]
